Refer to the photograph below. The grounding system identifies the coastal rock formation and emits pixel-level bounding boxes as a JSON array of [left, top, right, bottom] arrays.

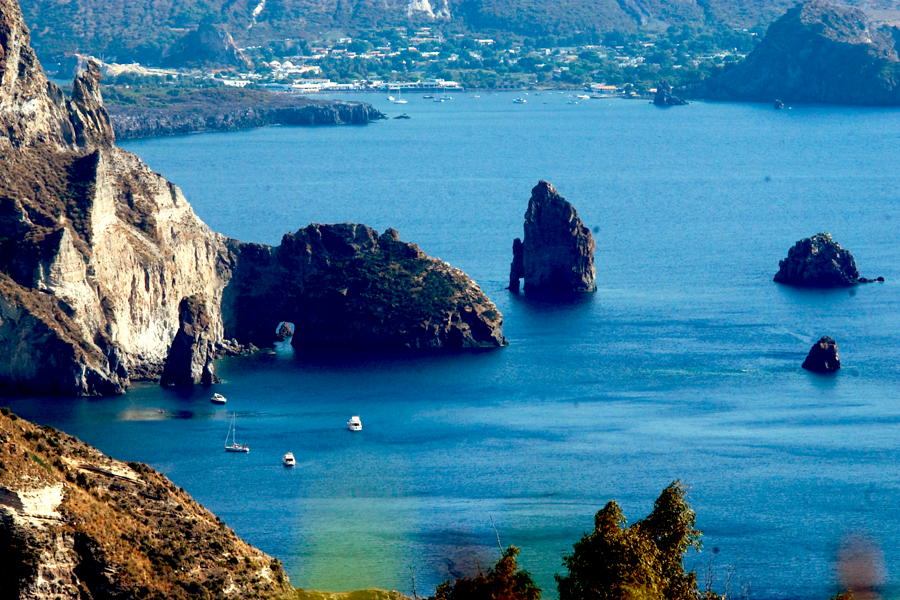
[[0, 409, 295, 599], [223, 225, 506, 349], [0, 0, 503, 396], [163, 23, 252, 69], [160, 295, 219, 386], [107, 89, 386, 140], [802, 335, 841, 372], [774, 233, 860, 287], [653, 80, 687, 106], [509, 181, 596, 293], [701, 1, 900, 105], [275, 321, 295, 340]]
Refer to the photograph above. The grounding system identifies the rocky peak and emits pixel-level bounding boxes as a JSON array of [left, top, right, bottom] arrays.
[[163, 23, 252, 69], [68, 59, 115, 147], [510, 180, 596, 293]]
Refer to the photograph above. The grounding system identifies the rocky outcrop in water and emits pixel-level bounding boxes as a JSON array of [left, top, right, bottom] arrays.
[[160, 295, 219, 386], [0, 409, 295, 599], [223, 225, 506, 349], [701, 1, 900, 105], [162, 23, 252, 69], [774, 233, 860, 287], [0, 0, 503, 396], [108, 89, 386, 140], [802, 335, 841, 372], [509, 181, 596, 293], [275, 321, 295, 340], [653, 80, 686, 106]]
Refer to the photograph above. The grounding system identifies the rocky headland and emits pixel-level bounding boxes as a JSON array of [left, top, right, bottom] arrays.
[[774, 233, 882, 287], [509, 181, 596, 293], [107, 88, 386, 140], [700, 0, 900, 105], [802, 336, 841, 372], [0, 0, 504, 396]]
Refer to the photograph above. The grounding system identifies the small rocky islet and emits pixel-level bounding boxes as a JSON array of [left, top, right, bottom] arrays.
[[774, 232, 883, 287]]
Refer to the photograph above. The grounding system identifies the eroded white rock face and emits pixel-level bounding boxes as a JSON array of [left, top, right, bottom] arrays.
[[406, 0, 450, 19], [0, 483, 64, 526]]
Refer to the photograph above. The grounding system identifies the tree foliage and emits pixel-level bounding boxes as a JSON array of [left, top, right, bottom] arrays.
[[434, 545, 541, 600], [556, 480, 705, 600]]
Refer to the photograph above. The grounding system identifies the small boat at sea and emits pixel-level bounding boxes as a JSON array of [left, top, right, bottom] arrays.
[[347, 415, 362, 432], [423, 94, 434, 99], [576, 94, 590, 100], [210, 393, 227, 404], [282, 452, 296, 466], [394, 114, 411, 119], [434, 98, 444, 103], [224, 414, 249, 452], [440, 95, 453, 100], [513, 97, 527, 104]]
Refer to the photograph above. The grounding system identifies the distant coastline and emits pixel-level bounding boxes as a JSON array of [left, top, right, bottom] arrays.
[[107, 88, 386, 140]]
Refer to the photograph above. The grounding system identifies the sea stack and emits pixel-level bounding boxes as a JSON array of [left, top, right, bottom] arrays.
[[160, 295, 219, 386], [802, 336, 841, 372], [509, 181, 596, 293], [774, 233, 860, 287], [653, 80, 687, 106]]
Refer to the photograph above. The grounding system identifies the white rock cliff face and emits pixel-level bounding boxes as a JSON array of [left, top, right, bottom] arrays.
[[0, 0, 232, 394]]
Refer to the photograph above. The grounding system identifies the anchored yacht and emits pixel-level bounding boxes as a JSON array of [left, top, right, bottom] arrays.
[[347, 416, 362, 432]]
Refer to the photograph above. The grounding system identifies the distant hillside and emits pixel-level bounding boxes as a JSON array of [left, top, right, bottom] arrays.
[[700, 0, 900, 104], [18, 0, 890, 63]]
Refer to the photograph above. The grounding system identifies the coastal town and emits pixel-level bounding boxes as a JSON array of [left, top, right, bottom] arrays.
[[66, 23, 756, 99]]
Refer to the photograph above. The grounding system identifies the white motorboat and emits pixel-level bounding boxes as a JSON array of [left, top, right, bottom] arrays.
[[576, 94, 590, 99], [224, 414, 249, 452], [513, 97, 527, 104], [282, 452, 296, 466], [434, 98, 444, 103], [210, 393, 227, 404], [347, 415, 362, 431]]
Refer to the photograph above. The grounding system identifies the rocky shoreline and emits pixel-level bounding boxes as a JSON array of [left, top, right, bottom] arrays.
[[107, 90, 385, 140]]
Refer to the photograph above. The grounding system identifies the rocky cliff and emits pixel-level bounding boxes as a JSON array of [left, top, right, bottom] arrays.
[[653, 80, 686, 106], [0, 0, 504, 396], [700, 1, 900, 105], [0, 409, 296, 599], [509, 181, 596, 293], [108, 92, 385, 141], [774, 233, 860, 287], [223, 225, 506, 349]]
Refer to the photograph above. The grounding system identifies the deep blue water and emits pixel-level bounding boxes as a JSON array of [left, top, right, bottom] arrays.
[[10, 93, 900, 599]]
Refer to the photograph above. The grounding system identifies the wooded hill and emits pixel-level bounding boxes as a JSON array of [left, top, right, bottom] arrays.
[[20, 0, 897, 64]]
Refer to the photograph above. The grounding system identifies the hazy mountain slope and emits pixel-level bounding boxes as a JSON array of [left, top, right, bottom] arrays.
[[700, 0, 900, 104]]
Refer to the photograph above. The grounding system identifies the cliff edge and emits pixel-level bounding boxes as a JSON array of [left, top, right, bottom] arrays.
[[700, 1, 900, 105], [0, 0, 505, 396]]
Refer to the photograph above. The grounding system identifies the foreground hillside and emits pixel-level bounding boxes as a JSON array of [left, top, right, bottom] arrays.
[[0, 408, 295, 599]]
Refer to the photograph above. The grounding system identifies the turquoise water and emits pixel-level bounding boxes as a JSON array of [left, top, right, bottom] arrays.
[[11, 93, 900, 599]]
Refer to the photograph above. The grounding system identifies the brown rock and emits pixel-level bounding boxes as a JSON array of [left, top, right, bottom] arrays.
[[509, 238, 524, 292], [653, 80, 687, 106], [774, 233, 860, 287], [511, 180, 596, 293], [802, 336, 841, 372]]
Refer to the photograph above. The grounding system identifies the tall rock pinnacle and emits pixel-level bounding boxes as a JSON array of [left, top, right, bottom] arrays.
[[509, 181, 596, 293]]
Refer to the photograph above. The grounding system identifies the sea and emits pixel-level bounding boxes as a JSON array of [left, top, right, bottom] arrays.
[[7, 92, 900, 599]]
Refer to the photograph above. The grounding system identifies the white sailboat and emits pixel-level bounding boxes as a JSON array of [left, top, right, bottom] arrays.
[[224, 414, 249, 452]]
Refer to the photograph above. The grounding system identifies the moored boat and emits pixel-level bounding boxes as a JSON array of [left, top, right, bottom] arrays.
[[282, 452, 296, 466], [210, 393, 227, 404], [224, 414, 249, 452], [347, 415, 362, 431]]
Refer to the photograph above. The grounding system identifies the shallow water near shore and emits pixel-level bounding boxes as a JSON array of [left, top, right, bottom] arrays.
[[12, 92, 900, 599]]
